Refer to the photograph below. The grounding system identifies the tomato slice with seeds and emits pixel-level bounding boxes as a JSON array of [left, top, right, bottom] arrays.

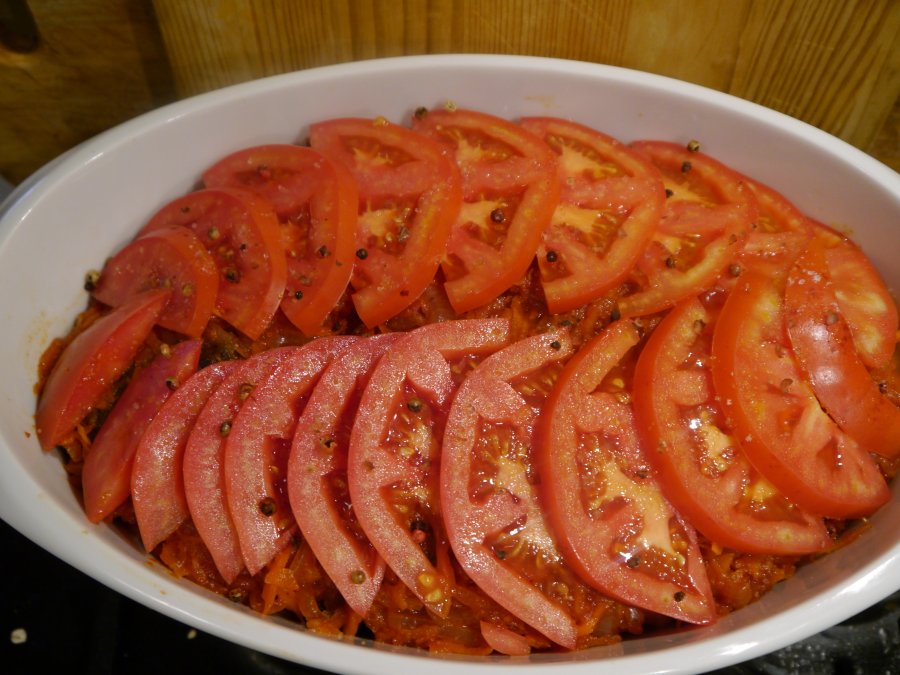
[[202, 145, 358, 336], [82, 339, 201, 523], [785, 240, 900, 458], [183, 347, 296, 583], [712, 269, 890, 518], [36, 289, 171, 450], [348, 319, 510, 617], [412, 108, 559, 313], [538, 320, 715, 623], [519, 117, 664, 314], [225, 336, 357, 576], [633, 298, 831, 554], [141, 187, 287, 340], [729, 175, 813, 278], [91, 226, 218, 338], [309, 118, 461, 327], [819, 234, 899, 371], [287, 333, 401, 617], [132, 360, 239, 552], [442, 330, 621, 649], [617, 141, 757, 317]]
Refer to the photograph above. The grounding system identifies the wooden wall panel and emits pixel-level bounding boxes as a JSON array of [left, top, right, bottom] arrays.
[[0, 0, 174, 184], [1, 0, 897, 182]]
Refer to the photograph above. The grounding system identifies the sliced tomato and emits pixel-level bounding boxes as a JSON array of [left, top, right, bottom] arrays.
[[633, 297, 831, 554], [287, 333, 401, 617], [411, 108, 559, 313], [132, 360, 239, 552], [442, 330, 617, 649], [224, 335, 356, 576], [141, 187, 287, 339], [785, 240, 900, 458], [519, 117, 664, 313], [183, 347, 296, 583], [617, 141, 757, 317], [731, 175, 813, 278], [538, 320, 715, 622], [91, 226, 218, 338], [82, 339, 201, 523], [35, 289, 171, 450], [348, 319, 510, 617], [202, 145, 358, 336], [821, 235, 898, 370], [309, 117, 461, 327], [712, 269, 890, 518], [479, 621, 532, 656]]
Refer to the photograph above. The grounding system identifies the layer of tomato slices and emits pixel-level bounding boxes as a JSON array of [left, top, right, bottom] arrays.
[[33, 111, 900, 657], [412, 108, 559, 314]]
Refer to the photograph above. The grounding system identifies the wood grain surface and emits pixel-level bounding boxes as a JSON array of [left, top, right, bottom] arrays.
[[1, 0, 897, 184]]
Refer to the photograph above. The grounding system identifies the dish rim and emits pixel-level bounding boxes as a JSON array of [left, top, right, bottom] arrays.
[[1, 53, 899, 675]]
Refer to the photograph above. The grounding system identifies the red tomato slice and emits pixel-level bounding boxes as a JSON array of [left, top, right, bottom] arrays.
[[348, 319, 510, 617], [82, 339, 201, 523], [287, 333, 401, 617], [412, 108, 559, 313], [617, 141, 757, 317], [632, 298, 831, 554], [132, 360, 239, 552], [224, 335, 357, 576], [822, 236, 898, 370], [91, 226, 218, 338], [519, 117, 664, 313], [183, 347, 295, 583], [731, 175, 813, 278], [35, 289, 171, 450], [538, 320, 715, 623], [712, 269, 890, 518], [785, 240, 900, 458], [141, 187, 287, 339], [202, 145, 358, 336], [442, 330, 618, 649], [309, 118, 461, 327], [479, 621, 532, 656]]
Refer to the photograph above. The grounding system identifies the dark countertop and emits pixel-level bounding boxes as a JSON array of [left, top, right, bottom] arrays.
[[3, 518, 898, 675]]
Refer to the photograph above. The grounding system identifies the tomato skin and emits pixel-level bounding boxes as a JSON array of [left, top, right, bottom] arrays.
[[519, 117, 664, 313], [712, 269, 890, 518], [202, 145, 358, 336], [309, 118, 461, 327], [131, 360, 239, 552], [537, 320, 716, 623], [412, 108, 559, 313], [618, 141, 757, 317], [225, 336, 357, 576], [141, 187, 287, 340], [287, 333, 401, 617], [785, 241, 900, 458], [182, 347, 296, 583], [348, 319, 510, 617], [91, 226, 218, 338], [633, 298, 831, 554], [442, 329, 595, 649], [82, 339, 201, 523], [36, 290, 171, 450]]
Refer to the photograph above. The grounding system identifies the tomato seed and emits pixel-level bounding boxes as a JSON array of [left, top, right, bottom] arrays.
[[350, 570, 366, 584], [219, 420, 232, 437], [258, 497, 277, 516], [238, 382, 255, 400]]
